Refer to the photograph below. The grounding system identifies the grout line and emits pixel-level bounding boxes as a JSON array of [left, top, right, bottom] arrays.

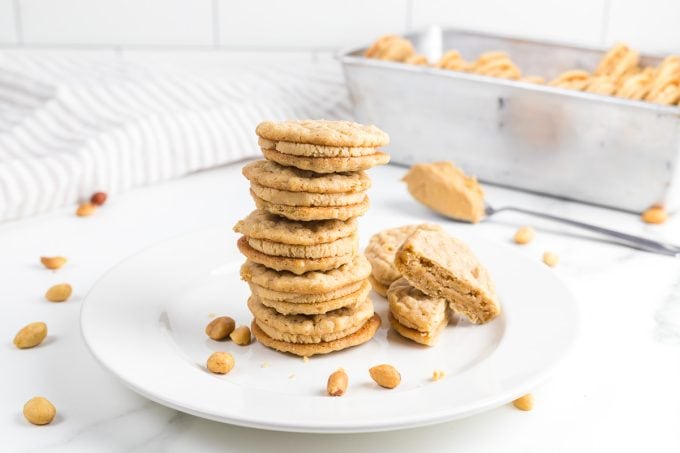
[[0, 42, 338, 53], [212, 0, 220, 47], [12, 0, 23, 44], [405, 0, 413, 32], [600, 0, 611, 45]]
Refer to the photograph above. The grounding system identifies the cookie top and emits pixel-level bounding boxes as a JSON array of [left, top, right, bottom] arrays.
[[234, 210, 356, 245], [256, 120, 389, 147], [387, 277, 447, 333], [251, 313, 381, 357], [252, 192, 370, 221], [243, 160, 371, 194], [248, 296, 373, 336], [365, 224, 436, 286], [240, 253, 371, 294]]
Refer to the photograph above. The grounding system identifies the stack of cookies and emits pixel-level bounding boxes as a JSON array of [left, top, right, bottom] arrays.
[[235, 119, 390, 357]]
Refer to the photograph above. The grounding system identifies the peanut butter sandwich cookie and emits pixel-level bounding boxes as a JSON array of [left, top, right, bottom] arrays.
[[395, 227, 500, 324], [365, 224, 442, 296], [251, 313, 382, 357], [256, 280, 371, 315], [240, 254, 372, 295], [243, 159, 371, 193], [250, 183, 367, 207], [248, 296, 374, 343], [248, 280, 365, 304], [252, 191, 370, 221], [387, 278, 448, 346], [261, 148, 390, 174], [234, 210, 357, 246], [237, 237, 355, 274]]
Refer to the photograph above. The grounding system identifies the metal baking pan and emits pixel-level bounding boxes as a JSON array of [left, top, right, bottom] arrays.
[[338, 27, 680, 213]]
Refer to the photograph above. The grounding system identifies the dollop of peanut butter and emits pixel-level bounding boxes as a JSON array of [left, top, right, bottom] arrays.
[[402, 161, 485, 223]]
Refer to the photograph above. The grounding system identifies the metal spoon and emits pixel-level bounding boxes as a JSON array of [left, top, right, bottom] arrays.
[[485, 204, 680, 257]]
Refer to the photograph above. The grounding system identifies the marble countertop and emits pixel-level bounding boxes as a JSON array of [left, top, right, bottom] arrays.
[[2, 163, 679, 452]]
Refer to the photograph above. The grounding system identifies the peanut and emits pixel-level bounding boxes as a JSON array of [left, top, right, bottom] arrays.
[[432, 370, 446, 381], [205, 316, 235, 341], [90, 192, 108, 206], [76, 202, 96, 217], [513, 226, 535, 245], [23, 397, 56, 425], [369, 364, 401, 389], [327, 368, 348, 396], [45, 283, 72, 302], [542, 251, 559, 267], [13, 322, 48, 349], [230, 326, 251, 345], [206, 352, 234, 374], [512, 393, 534, 411], [642, 206, 668, 224], [40, 256, 67, 270]]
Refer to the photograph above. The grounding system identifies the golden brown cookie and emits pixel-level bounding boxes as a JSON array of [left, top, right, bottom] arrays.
[[405, 54, 428, 66], [471, 52, 521, 80], [402, 162, 486, 223], [234, 210, 356, 246], [252, 191, 370, 221], [549, 70, 592, 91], [248, 296, 373, 339], [364, 35, 414, 62], [387, 277, 447, 334], [257, 280, 371, 315], [250, 182, 367, 207], [240, 254, 371, 294], [365, 224, 433, 287], [615, 67, 654, 100], [256, 120, 389, 148], [247, 233, 358, 259], [243, 160, 371, 193], [595, 43, 640, 81], [436, 50, 468, 71], [585, 75, 617, 95], [369, 275, 389, 297], [389, 312, 447, 347], [394, 227, 500, 324], [248, 280, 365, 303], [251, 313, 381, 357], [261, 148, 390, 174], [237, 236, 355, 275]]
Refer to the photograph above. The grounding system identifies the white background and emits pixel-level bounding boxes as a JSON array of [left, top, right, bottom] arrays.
[[0, 0, 679, 54]]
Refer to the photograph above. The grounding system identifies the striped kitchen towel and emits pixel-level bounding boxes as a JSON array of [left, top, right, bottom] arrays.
[[0, 51, 351, 222]]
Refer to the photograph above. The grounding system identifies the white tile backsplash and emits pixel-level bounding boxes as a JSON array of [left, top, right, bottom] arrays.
[[217, 0, 408, 48], [3, 0, 680, 53], [20, 0, 213, 46], [410, 0, 607, 48], [0, 0, 17, 43], [606, 0, 680, 55]]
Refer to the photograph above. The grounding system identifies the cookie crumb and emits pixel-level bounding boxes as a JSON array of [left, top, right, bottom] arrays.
[[432, 370, 446, 381], [303, 356, 309, 363], [288, 373, 296, 380], [261, 362, 270, 369], [542, 251, 559, 267], [208, 313, 216, 318]]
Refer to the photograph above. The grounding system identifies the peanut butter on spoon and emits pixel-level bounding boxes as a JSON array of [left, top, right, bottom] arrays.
[[402, 161, 486, 223]]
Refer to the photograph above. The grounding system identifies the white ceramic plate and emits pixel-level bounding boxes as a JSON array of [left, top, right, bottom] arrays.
[[81, 226, 578, 433]]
